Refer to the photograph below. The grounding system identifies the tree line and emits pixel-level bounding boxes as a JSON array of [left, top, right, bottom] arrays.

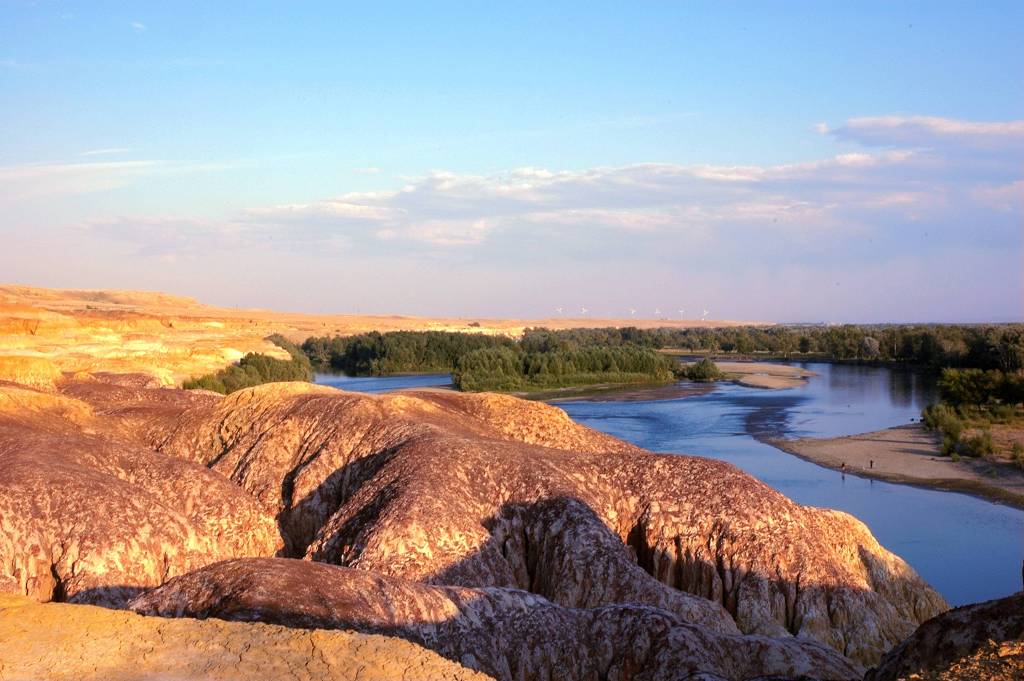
[[452, 344, 675, 392], [515, 324, 1024, 371], [301, 331, 515, 375], [184, 324, 1024, 396]]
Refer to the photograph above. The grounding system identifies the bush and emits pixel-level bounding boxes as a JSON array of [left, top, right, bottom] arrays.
[[962, 430, 995, 458], [1011, 442, 1023, 463], [684, 358, 724, 382], [922, 404, 963, 441], [989, 404, 1018, 423]]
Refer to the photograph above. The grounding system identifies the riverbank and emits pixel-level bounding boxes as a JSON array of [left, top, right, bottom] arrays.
[[770, 424, 1024, 509], [714, 361, 817, 389]]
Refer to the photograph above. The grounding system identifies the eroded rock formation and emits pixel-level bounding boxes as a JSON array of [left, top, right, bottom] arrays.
[[0, 378, 280, 605], [0, 373, 950, 677], [145, 383, 946, 664], [131, 557, 863, 681], [0, 593, 490, 681], [866, 591, 1024, 681]]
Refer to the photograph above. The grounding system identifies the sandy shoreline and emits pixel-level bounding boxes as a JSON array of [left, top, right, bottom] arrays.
[[714, 361, 817, 389], [770, 424, 1024, 509]]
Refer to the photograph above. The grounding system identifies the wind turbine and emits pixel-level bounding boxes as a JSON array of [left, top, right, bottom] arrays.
[[629, 308, 636, 316], [580, 307, 589, 315], [701, 309, 710, 321], [678, 308, 685, 319], [555, 307, 563, 315], [654, 308, 661, 317]]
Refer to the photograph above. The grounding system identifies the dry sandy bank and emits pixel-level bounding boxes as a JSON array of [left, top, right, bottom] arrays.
[[771, 424, 1024, 509], [714, 361, 817, 389]]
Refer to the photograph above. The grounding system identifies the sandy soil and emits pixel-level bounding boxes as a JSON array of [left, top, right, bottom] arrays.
[[0, 284, 772, 386], [772, 424, 1024, 509], [713, 361, 816, 389]]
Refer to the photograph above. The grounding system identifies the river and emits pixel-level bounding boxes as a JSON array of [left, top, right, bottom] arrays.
[[315, 363, 1024, 606]]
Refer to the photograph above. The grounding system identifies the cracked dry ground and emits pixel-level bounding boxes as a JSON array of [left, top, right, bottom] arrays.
[[0, 373, 985, 680]]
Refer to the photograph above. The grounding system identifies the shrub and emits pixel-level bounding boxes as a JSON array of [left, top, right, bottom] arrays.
[[989, 404, 1017, 423], [962, 430, 995, 458], [685, 358, 724, 382], [922, 404, 963, 441]]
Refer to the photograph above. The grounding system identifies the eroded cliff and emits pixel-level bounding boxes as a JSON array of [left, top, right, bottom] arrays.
[[0, 373, 951, 678]]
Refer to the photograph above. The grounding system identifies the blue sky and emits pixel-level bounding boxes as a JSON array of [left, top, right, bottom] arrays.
[[1, 1, 1021, 321]]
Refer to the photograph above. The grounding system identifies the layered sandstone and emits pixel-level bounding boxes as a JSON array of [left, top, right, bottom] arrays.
[[867, 591, 1024, 681], [132, 557, 862, 681], [0, 594, 490, 681]]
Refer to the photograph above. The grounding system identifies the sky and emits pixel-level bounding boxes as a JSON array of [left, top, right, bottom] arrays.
[[1, 1, 1021, 322]]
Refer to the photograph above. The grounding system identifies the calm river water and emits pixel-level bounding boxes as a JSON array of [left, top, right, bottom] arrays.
[[316, 363, 1024, 606]]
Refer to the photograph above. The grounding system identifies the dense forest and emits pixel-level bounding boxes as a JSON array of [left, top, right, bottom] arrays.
[[516, 324, 1024, 372], [183, 334, 313, 394], [452, 345, 675, 392], [301, 331, 515, 375], [298, 324, 1024, 393], [300, 330, 673, 391]]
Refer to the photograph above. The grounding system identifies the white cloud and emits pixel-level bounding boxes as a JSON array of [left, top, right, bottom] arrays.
[[80, 147, 133, 157], [353, 166, 382, 175], [0, 158, 243, 202], [41, 113, 1016, 317], [825, 115, 1024, 155], [0, 160, 162, 200], [131, 21, 146, 33]]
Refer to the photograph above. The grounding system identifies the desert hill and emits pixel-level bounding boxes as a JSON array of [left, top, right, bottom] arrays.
[[0, 284, 768, 385]]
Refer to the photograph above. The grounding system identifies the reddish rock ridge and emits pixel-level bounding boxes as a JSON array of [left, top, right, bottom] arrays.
[[0, 374, 948, 675], [141, 381, 945, 664], [866, 591, 1024, 681], [131, 557, 863, 681], [0, 593, 490, 681], [0, 378, 280, 605]]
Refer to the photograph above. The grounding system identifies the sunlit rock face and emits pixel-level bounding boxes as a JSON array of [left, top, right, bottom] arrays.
[[0, 377, 281, 605], [0, 374, 948, 677], [866, 591, 1024, 681], [147, 382, 945, 665], [131, 557, 863, 681], [0, 593, 491, 681]]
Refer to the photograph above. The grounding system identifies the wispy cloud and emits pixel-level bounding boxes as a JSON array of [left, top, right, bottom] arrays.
[[0, 158, 242, 201], [353, 166, 382, 175], [80, 115, 1021, 267], [824, 115, 1024, 156], [131, 21, 146, 33], [79, 147, 133, 157]]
